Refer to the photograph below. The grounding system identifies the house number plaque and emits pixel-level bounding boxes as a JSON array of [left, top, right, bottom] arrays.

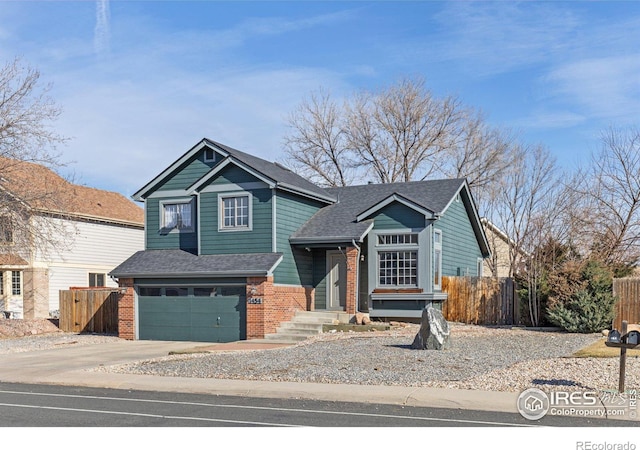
[[248, 298, 263, 304]]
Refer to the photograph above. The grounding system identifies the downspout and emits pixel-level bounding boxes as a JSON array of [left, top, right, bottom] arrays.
[[352, 239, 361, 314]]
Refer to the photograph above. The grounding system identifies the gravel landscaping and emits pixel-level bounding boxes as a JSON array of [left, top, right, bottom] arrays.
[[3, 320, 638, 393], [99, 323, 639, 393]]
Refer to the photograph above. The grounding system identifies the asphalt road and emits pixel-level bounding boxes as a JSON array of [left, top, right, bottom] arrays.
[[0, 382, 636, 428]]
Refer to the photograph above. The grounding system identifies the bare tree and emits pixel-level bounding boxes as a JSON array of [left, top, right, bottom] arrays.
[[438, 109, 513, 191], [0, 58, 66, 164], [0, 58, 71, 259], [282, 90, 353, 187], [574, 126, 640, 268], [281, 77, 468, 185], [485, 144, 561, 325], [345, 78, 464, 183]]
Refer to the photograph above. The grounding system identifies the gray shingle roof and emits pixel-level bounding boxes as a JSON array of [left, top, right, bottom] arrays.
[[290, 179, 466, 243], [110, 250, 283, 278], [205, 139, 335, 203]]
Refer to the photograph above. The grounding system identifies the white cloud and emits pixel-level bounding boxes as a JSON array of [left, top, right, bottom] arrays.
[[53, 64, 349, 197], [94, 0, 111, 55], [514, 110, 587, 130], [543, 55, 640, 122], [418, 2, 582, 76], [11, 5, 358, 196]]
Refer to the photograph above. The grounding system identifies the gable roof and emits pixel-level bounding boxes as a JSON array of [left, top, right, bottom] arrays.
[[290, 179, 468, 244], [133, 138, 336, 204], [0, 158, 144, 227]]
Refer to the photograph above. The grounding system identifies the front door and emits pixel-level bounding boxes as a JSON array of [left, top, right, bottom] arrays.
[[327, 251, 346, 310]]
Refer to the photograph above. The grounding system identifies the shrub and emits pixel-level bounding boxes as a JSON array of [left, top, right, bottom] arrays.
[[546, 260, 616, 333], [547, 289, 616, 333]]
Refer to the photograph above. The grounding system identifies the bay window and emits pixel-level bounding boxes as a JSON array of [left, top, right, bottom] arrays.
[[377, 233, 419, 288]]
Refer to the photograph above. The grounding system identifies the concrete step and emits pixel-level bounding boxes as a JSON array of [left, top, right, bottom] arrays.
[[277, 322, 324, 332], [292, 311, 352, 323], [263, 332, 312, 342], [265, 311, 354, 343]]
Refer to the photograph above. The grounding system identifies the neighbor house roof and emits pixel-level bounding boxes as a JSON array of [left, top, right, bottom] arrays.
[[0, 253, 28, 266], [109, 249, 284, 278], [0, 158, 144, 227], [290, 179, 468, 244]]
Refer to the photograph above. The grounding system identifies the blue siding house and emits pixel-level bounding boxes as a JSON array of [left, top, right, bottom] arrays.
[[111, 138, 490, 342]]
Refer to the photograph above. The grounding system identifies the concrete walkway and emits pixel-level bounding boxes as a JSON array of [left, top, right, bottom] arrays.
[[0, 339, 525, 416]]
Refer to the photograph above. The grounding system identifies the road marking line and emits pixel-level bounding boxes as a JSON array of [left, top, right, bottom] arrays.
[[0, 402, 294, 427], [0, 389, 534, 427]]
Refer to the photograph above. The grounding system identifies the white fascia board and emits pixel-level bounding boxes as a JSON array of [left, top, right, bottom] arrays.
[[132, 139, 215, 201], [441, 180, 491, 258], [355, 193, 435, 222], [187, 157, 276, 195], [289, 236, 364, 245], [358, 221, 375, 242], [276, 182, 336, 204], [438, 179, 466, 216], [266, 254, 284, 277], [186, 158, 233, 194], [146, 189, 190, 199]]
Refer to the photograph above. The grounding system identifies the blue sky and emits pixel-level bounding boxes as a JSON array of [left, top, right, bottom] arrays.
[[1, 1, 639, 198]]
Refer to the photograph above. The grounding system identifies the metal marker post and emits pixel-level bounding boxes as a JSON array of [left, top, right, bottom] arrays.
[[619, 320, 628, 394]]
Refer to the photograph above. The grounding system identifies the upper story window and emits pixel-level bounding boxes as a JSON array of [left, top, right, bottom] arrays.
[[0, 216, 13, 243], [160, 199, 194, 232], [204, 148, 217, 163], [219, 193, 252, 231]]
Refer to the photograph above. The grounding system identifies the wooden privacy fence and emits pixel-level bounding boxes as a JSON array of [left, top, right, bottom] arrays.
[[612, 278, 640, 330], [441, 276, 518, 325], [59, 289, 119, 334]]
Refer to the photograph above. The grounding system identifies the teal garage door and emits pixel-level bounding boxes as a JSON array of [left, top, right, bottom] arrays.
[[137, 285, 246, 342]]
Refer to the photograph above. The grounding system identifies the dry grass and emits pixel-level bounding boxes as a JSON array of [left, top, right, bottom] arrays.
[[572, 338, 640, 358]]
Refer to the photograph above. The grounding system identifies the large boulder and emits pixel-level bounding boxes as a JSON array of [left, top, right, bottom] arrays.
[[411, 305, 451, 350]]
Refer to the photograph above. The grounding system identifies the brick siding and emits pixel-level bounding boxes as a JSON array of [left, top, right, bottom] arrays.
[[246, 276, 314, 338], [117, 278, 135, 340]]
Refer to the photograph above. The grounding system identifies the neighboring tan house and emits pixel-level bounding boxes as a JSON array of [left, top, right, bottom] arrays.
[[481, 218, 527, 278], [111, 138, 490, 343], [481, 218, 514, 278], [0, 159, 144, 318]]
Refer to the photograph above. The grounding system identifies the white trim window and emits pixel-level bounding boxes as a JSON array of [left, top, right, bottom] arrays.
[[377, 233, 419, 288], [160, 199, 194, 232], [434, 229, 442, 290], [89, 273, 106, 287], [219, 193, 252, 231], [12, 270, 21, 296]]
